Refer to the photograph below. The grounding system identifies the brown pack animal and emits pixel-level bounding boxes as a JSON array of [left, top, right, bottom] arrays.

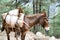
[[15, 12, 49, 40], [1, 8, 49, 40]]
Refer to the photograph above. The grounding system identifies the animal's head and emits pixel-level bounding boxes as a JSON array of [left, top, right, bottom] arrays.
[[39, 12, 49, 32]]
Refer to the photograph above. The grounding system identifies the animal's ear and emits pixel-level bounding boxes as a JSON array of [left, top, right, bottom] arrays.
[[42, 9, 47, 17], [43, 12, 47, 17]]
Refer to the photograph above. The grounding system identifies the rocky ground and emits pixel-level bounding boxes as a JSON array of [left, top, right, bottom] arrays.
[[0, 30, 60, 40]]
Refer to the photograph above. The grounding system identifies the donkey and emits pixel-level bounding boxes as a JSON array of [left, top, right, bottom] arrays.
[[16, 12, 49, 40]]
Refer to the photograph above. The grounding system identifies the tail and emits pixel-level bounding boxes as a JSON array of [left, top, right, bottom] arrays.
[[1, 13, 7, 32]]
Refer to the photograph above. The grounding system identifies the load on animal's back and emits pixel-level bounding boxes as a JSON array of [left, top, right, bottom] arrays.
[[1, 8, 25, 40], [5, 9, 18, 28], [1, 8, 25, 31]]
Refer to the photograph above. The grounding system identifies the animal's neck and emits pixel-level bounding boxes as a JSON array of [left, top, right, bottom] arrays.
[[29, 14, 42, 27], [33, 15, 41, 25]]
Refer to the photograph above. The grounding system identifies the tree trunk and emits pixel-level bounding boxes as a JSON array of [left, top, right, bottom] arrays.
[[39, 0, 41, 13], [15, 0, 20, 8], [16, 0, 18, 8]]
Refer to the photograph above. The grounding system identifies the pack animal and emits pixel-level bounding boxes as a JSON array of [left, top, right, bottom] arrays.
[[16, 12, 49, 40]]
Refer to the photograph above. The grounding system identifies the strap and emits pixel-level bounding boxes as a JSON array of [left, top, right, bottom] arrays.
[[23, 15, 30, 27]]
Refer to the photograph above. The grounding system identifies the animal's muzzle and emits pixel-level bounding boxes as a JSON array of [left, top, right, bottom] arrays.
[[45, 27, 50, 31]]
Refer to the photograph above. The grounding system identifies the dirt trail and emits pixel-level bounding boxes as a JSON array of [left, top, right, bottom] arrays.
[[0, 31, 60, 40]]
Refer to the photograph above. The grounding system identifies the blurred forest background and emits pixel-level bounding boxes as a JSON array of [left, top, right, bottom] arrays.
[[0, 0, 60, 38]]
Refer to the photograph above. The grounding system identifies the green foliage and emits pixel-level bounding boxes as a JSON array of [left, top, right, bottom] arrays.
[[50, 12, 60, 38]]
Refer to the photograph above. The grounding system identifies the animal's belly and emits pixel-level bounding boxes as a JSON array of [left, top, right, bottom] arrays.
[[6, 15, 18, 27]]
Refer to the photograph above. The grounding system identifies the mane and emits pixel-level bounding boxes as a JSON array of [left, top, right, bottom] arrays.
[[26, 13, 45, 19]]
